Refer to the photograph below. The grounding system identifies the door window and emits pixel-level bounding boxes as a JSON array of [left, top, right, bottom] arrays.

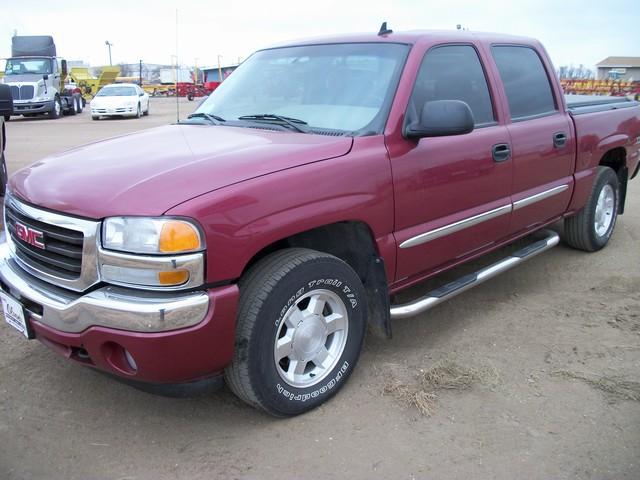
[[409, 45, 495, 126], [491, 46, 557, 120]]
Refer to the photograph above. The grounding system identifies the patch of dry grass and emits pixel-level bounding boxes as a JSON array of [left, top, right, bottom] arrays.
[[420, 358, 499, 391], [553, 370, 640, 402], [383, 378, 437, 416], [383, 357, 500, 416]]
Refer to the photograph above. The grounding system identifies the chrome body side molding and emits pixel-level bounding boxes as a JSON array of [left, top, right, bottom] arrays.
[[512, 184, 569, 211], [399, 204, 512, 249], [400, 184, 569, 249]]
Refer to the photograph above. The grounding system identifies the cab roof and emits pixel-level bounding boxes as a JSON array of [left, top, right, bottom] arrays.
[[266, 29, 539, 49]]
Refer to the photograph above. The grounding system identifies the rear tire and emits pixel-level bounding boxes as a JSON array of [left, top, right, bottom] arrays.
[[143, 101, 149, 116], [225, 248, 367, 416], [67, 98, 76, 116], [564, 166, 619, 251]]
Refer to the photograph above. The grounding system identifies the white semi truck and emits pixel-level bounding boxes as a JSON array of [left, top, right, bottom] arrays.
[[2, 36, 83, 120]]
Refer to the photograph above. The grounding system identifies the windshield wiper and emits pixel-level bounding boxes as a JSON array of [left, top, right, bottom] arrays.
[[186, 112, 226, 125], [238, 114, 309, 133]]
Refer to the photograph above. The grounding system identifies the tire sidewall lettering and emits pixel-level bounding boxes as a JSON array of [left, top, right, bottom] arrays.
[[276, 361, 350, 402]]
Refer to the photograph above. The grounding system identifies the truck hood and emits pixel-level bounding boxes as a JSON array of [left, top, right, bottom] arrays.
[[9, 124, 353, 218], [2, 74, 42, 84]]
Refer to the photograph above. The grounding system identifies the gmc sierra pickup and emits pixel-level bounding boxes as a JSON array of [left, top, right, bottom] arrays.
[[1, 29, 639, 416]]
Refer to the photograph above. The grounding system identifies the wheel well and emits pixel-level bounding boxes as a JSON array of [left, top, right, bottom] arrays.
[[599, 147, 626, 173], [599, 147, 628, 214], [242, 221, 393, 339], [243, 221, 378, 279]]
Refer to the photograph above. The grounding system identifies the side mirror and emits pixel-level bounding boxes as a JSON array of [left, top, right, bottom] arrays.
[[43, 74, 49, 81], [406, 100, 474, 139], [61, 59, 68, 76], [0, 84, 13, 117], [139, 92, 144, 96]]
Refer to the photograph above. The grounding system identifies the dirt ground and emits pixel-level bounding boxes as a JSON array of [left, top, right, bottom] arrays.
[[1, 98, 639, 480]]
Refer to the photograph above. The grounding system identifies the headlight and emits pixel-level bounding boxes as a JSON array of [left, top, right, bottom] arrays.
[[99, 217, 205, 289], [102, 217, 203, 254]]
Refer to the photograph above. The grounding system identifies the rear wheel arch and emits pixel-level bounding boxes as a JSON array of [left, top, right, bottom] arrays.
[[598, 147, 627, 214]]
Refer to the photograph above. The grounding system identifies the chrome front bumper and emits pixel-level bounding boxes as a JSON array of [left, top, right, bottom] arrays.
[[0, 240, 210, 334]]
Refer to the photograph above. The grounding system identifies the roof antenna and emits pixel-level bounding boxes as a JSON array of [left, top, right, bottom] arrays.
[[378, 22, 393, 36]]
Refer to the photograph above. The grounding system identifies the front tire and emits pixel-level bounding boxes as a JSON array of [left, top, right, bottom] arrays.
[[225, 248, 367, 416], [48, 97, 62, 119], [0, 151, 7, 197], [564, 166, 619, 251], [135, 104, 141, 118]]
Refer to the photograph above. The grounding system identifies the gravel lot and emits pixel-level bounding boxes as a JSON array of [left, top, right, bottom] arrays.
[[1, 98, 639, 480]]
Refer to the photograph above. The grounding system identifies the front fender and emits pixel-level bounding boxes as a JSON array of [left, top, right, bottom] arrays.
[[165, 136, 395, 283]]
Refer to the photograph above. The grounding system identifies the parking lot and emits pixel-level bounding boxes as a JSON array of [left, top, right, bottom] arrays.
[[1, 97, 639, 480]]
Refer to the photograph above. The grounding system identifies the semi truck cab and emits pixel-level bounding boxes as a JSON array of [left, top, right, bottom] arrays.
[[2, 36, 83, 119]]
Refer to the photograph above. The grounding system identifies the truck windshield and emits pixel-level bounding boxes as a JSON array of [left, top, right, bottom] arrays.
[[97, 86, 137, 97], [5, 58, 52, 75], [195, 43, 409, 134]]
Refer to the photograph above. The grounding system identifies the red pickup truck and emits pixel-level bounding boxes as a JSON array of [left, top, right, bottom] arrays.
[[1, 28, 639, 416]]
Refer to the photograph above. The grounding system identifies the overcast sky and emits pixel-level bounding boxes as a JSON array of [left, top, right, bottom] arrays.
[[1, 0, 638, 70]]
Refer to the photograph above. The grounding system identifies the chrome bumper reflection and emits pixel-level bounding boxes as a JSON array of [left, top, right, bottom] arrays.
[[0, 240, 209, 333]]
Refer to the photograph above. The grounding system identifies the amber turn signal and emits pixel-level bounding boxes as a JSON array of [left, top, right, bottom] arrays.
[[159, 221, 201, 253], [158, 270, 190, 285]]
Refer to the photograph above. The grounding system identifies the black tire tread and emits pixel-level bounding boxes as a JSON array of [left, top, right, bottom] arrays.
[[225, 248, 347, 414]]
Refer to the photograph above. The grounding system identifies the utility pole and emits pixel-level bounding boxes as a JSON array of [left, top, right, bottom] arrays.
[[105, 41, 113, 66], [217, 54, 223, 83], [139, 60, 143, 86]]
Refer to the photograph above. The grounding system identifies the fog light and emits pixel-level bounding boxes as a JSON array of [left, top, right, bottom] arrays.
[[158, 270, 190, 285], [124, 349, 137, 371]]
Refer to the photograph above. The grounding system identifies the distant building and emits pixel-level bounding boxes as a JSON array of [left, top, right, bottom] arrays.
[[596, 57, 640, 81], [201, 65, 238, 83]]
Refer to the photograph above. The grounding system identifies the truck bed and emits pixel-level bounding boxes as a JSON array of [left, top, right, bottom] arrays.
[[565, 94, 638, 115]]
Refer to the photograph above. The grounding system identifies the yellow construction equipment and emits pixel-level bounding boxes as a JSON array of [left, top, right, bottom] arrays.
[[69, 66, 120, 100]]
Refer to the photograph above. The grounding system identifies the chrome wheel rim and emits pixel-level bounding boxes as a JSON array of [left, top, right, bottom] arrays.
[[274, 289, 349, 388], [54, 100, 61, 116], [594, 184, 615, 237]]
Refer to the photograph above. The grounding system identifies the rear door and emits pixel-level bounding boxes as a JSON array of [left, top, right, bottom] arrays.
[[390, 44, 512, 281], [490, 45, 575, 234]]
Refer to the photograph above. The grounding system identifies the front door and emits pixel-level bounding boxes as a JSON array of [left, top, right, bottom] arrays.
[[390, 44, 512, 282]]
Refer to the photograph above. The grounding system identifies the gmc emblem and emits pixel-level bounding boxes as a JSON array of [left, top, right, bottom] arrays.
[[14, 222, 45, 250]]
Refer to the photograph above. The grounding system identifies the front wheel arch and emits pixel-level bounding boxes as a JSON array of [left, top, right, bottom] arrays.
[[240, 221, 392, 339]]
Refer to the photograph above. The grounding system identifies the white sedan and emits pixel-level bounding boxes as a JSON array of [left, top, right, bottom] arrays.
[[90, 83, 150, 120]]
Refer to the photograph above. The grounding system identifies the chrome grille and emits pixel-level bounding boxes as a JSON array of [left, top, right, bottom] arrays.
[[9, 85, 35, 101], [4, 194, 101, 292], [5, 204, 83, 279]]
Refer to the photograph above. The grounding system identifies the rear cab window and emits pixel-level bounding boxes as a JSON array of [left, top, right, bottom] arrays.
[[491, 46, 557, 120], [407, 44, 496, 127]]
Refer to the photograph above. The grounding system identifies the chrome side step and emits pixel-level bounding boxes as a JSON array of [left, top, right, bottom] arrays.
[[389, 229, 560, 319]]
